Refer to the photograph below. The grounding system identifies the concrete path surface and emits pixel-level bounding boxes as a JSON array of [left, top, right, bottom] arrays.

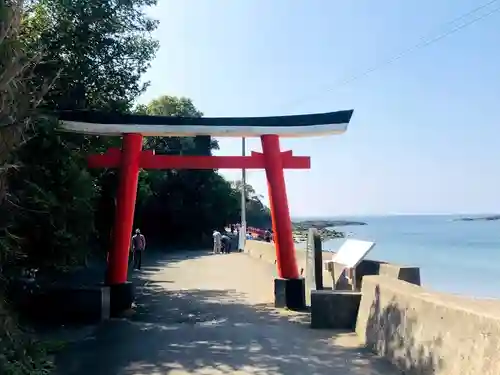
[[56, 251, 400, 375]]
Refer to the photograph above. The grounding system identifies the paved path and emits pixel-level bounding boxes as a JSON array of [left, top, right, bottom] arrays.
[[56, 251, 400, 375]]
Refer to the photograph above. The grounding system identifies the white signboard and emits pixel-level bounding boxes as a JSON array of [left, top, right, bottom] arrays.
[[332, 239, 375, 269]]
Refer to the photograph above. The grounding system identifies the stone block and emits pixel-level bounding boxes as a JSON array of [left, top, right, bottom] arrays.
[[109, 282, 134, 317], [274, 277, 306, 310], [18, 285, 111, 324], [325, 259, 421, 291], [311, 290, 361, 330]]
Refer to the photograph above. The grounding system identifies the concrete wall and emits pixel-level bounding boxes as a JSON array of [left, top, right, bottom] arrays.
[[356, 275, 500, 375], [244, 240, 420, 289]]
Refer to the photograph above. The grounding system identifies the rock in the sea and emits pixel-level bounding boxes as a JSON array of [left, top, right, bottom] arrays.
[[292, 219, 367, 231]]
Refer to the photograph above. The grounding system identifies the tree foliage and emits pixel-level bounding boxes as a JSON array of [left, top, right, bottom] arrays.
[[0, 3, 60, 374], [0, 0, 273, 273], [231, 180, 272, 229], [1, 122, 97, 269], [0, 0, 56, 204], [134, 95, 255, 246], [0, 1, 272, 372], [1, 0, 160, 273], [23, 0, 159, 111], [0, 0, 160, 371]]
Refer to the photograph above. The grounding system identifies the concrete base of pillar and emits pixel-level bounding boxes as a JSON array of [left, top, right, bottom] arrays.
[[310, 290, 361, 330], [274, 277, 306, 310], [109, 282, 134, 317]]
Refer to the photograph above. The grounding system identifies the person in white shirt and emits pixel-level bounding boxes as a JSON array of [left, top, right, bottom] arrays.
[[213, 230, 221, 254]]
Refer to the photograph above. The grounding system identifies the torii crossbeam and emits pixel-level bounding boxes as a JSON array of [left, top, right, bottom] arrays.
[[58, 109, 353, 311], [88, 149, 311, 169]]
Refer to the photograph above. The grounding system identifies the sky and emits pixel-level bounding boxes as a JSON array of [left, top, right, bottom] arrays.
[[138, 0, 500, 217]]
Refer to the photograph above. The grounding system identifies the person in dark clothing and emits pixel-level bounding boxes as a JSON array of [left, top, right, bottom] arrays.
[[221, 234, 231, 254], [264, 229, 272, 243], [131, 228, 146, 269]]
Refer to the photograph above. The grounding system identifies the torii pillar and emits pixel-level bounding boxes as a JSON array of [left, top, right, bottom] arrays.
[[106, 133, 143, 285], [261, 134, 304, 309], [261, 135, 298, 279]]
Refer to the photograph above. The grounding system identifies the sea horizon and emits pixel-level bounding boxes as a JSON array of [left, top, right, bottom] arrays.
[[292, 212, 500, 220]]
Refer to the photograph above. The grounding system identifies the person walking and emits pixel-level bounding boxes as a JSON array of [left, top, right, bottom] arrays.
[[213, 229, 222, 254], [131, 228, 146, 270]]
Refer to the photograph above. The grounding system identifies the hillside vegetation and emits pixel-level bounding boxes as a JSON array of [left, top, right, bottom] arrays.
[[0, 1, 270, 373]]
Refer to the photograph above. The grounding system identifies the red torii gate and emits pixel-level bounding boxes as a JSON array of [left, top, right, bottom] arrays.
[[89, 137, 309, 283], [59, 110, 353, 311]]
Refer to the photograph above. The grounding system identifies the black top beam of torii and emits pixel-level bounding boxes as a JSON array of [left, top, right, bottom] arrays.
[[57, 109, 354, 137]]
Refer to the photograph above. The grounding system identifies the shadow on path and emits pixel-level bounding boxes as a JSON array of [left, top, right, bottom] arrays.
[[55, 251, 399, 375]]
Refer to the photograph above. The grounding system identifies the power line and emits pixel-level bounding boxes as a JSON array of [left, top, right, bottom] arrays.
[[427, 0, 500, 32], [283, 0, 500, 111]]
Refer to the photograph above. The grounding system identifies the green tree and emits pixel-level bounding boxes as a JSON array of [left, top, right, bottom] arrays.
[[0, 1, 160, 373], [134, 96, 238, 246], [231, 180, 272, 229], [140, 96, 218, 152], [1, 0, 159, 271], [1, 122, 97, 269], [132, 95, 272, 245], [23, 0, 159, 111], [0, 0, 56, 204]]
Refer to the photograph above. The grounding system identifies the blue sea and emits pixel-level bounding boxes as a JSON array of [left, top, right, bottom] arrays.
[[311, 215, 500, 299]]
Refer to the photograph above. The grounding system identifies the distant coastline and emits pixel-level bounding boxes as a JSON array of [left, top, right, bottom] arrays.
[[293, 213, 500, 219], [291, 219, 367, 243], [453, 215, 500, 222], [292, 219, 367, 229]]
